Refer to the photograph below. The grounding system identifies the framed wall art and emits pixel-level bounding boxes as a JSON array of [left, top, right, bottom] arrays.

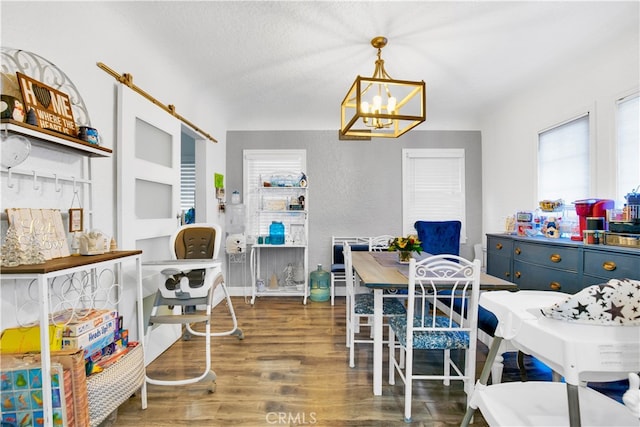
[[69, 208, 83, 232]]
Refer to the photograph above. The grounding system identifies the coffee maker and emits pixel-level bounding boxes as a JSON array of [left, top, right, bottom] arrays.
[[571, 199, 615, 241]]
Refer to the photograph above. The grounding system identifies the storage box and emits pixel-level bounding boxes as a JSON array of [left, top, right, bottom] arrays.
[[86, 342, 144, 427], [50, 309, 118, 337], [61, 320, 116, 359], [0, 361, 69, 427], [0, 325, 63, 353], [0, 349, 89, 427]]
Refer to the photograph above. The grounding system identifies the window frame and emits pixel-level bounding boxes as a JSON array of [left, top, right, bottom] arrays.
[[537, 111, 592, 204], [402, 148, 467, 244]]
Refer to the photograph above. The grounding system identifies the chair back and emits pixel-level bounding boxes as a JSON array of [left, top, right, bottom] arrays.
[[343, 243, 355, 299], [414, 220, 461, 256], [369, 235, 394, 252], [171, 223, 222, 260], [406, 255, 481, 351]]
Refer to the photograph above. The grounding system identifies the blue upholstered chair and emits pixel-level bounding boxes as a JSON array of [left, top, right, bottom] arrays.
[[414, 220, 462, 256], [414, 220, 508, 383]]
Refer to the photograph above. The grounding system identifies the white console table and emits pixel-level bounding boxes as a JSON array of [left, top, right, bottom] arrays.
[[462, 290, 639, 427], [0, 250, 146, 426]]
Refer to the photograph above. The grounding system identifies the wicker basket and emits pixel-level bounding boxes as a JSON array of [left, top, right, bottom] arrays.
[[86, 343, 144, 427]]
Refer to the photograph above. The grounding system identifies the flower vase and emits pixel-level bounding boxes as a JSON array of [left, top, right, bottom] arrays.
[[398, 251, 412, 263]]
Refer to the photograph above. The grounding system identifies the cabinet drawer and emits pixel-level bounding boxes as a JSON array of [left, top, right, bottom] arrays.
[[513, 241, 578, 271], [513, 261, 581, 293], [486, 254, 512, 281], [487, 235, 513, 255], [583, 250, 640, 281]]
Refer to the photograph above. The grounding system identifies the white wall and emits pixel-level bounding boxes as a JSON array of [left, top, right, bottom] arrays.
[[1, 4, 227, 330], [1, 2, 227, 239], [480, 27, 639, 237]]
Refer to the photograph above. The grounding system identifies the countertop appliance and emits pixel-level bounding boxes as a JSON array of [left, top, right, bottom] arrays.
[[572, 199, 614, 241]]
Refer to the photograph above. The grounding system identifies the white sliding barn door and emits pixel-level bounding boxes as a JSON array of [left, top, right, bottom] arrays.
[[116, 84, 182, 365]]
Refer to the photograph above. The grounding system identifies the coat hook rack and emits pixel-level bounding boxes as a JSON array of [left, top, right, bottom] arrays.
[[32, 170, 40, 191], [7, 168, 14, 188], [54, 174, 62, 192], [97, 62, 218, 143]]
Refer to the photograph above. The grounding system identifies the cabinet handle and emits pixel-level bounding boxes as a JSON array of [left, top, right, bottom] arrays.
[[549, 281, 562, 291], [550, 254, 561, 263], [515, 271, 521, 279], [496, 243, 503, 250], [602, 261, 617, 271], [515, 248, 521, 255]]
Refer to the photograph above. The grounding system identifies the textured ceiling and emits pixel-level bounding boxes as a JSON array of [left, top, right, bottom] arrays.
[[93, 1, 640, 131]]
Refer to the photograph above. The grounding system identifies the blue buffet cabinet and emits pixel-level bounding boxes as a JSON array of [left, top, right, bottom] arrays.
[[486, 233, 640, 294]]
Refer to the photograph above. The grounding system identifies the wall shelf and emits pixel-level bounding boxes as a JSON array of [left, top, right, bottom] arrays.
[[1, 119, 112, 158]]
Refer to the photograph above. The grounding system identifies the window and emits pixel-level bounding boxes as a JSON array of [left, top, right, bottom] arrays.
[[402, 149, 467, 243], [616, 93, 640, 204], [538, 114, 590, 202], [243, 149, 307, 237]]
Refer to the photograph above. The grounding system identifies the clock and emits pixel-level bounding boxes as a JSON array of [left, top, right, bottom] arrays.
[[1, 134, 31, 168]]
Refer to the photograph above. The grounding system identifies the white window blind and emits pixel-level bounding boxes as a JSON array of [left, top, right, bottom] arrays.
[[180, 161, 196, 211], [402, 149, 467, 243], [616, 93, 640, 204], [538, 114, 590, 202], [243, 149, 307, 237]]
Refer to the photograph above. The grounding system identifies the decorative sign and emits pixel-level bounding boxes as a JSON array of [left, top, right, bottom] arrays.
[[16, 72, 77, 137]]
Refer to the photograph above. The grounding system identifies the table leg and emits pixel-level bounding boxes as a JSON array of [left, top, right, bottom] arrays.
[[134, 256, 148, 409], [38, 275, 53, 426], [373, 289, 383, 395]]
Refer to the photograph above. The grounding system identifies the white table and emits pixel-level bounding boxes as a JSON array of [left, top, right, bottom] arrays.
[[1, 251, 146, 426], [462, 290, 640, 427], [351, 251, 515, 396]]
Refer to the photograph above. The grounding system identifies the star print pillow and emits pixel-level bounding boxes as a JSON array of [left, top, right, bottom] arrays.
[[541, 278, 640, 325]]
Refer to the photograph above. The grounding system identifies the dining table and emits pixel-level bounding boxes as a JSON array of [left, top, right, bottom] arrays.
[[350, 251, 517, 396]]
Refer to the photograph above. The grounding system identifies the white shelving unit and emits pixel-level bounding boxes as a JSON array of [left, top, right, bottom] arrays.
[[249, 185, 308, 304]]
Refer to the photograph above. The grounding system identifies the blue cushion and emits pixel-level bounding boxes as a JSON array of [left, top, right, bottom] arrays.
[[438, 291, 498, 336], [331, 263, 345, 273], [414, 220, 461, 256], [389, 315, 469, 349], [354, 293, 406, 316], [333, 243, 369, 264]]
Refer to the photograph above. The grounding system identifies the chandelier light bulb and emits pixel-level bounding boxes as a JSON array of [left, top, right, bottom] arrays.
[[387, 97, 397, 113]]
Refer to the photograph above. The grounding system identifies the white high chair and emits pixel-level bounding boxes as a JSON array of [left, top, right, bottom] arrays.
[[144, 223, 243, 391]]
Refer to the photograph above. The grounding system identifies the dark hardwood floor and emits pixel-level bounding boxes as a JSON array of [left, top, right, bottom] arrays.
[[112, 296, 533, 426]]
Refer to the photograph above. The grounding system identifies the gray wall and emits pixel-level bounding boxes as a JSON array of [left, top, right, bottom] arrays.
[[226, 130, 482, 281]]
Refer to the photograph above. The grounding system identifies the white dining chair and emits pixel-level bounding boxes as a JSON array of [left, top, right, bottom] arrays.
[[344, 243, 406, 368], [369, 234, 394, 252], [388, 255, 481, 422]]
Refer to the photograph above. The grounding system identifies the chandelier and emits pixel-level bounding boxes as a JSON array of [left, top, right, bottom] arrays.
[[340, 36, 426, 139]]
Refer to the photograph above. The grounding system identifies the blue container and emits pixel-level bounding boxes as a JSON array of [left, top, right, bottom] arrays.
[[269, 221, 285, 245], [309, 264, 330, 302]]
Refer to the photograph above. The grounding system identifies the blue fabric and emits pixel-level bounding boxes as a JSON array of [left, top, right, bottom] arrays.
[[354, 293, 406, 316], [331, 263, 345, 273], [333, 243, 370, 265], [414, 220, 462, 256], [438, 291, 498, 336], [389, 315, 469, 349]]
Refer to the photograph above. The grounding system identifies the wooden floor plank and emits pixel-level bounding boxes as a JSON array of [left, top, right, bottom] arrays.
[[114, 297, 492, 426]]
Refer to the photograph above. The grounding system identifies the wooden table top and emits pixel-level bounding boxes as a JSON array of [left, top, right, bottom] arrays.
[[351, 251, 516, 290], [0, 250, 142, 275]]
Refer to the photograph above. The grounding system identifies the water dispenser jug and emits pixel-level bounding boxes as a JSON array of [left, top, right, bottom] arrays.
[[309, 264, 330, 302], [269, 221, 285, 245]]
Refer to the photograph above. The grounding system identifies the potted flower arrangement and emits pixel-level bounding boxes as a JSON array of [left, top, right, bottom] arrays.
[[388, 235, 422, 263]]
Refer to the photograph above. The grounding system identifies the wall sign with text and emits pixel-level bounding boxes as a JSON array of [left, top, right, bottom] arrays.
[[16, 72, 77, 137]]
